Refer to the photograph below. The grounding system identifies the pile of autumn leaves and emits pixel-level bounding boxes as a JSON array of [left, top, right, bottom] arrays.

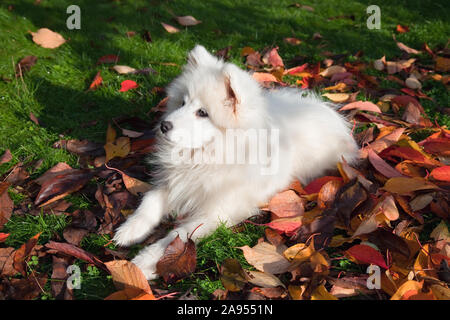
[[2, 27, 450, 300]]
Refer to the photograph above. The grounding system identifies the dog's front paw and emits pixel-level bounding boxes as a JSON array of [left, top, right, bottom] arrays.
[[131, 250, 160, 280], [112, 216, 152, 247]]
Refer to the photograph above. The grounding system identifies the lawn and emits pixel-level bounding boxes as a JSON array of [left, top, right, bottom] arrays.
[[0, 0, 449, 300]]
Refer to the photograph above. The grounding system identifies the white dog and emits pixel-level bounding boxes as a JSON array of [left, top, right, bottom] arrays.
[[113, 45, 359, 280]]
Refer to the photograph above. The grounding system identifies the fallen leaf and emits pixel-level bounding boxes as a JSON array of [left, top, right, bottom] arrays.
[[0, 149, 12, 164], [105, 260, 153, 294], [368, 148, 404, 178], [435, 56, 450, 72], [284, 37, 301, 45], [156, 234, 196, 284], [13, 232, 41, 276], [112, 65, 137, 74], [45, 241, 103, 268], [175, 15, 202, 26], [219, 258, 248, 292], [396, 25, 410, 33], [239, 242, 291, 274], [340, 101, 381, 113], [396, 41, 420, 55], [319, 65, 346, 77], [268, 190, 304, 219], [303, 176, 343, 194], [262, 47, 284, 68], [0, 233, 9, 243], [252, 72, 279, 83], [88, 71, 103, 90], [383, 177, 438, 194], [247, 270, 285, 288], [104, 137, 131, 162], [322, 93, 350, 103], [97, 54, 119, 64], [311, 285, 338, 300], [119, 80, 139, 92], [30, 28, 66, 49], [346, 244, 388, 269], [429, 166, 450, 182], [15, 56, 37, 78], [390, 280, 423, 300], [0, 182, 13, 229], [161, 22, 180, 33], [34, 169, 94, 207]]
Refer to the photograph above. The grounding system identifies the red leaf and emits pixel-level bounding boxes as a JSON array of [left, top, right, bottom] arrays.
[[304, 176, 343, 194], [430, 166, 450, 182], [45, 241, 104, 268], [346, 244, 388, 269], [285, 63, 308, 75], [368, 148, 404, 178], [0, 233, 9, 243], [379, 145, 439, 166], [119, 80, 139, 92], [97, 54, 119, 64]]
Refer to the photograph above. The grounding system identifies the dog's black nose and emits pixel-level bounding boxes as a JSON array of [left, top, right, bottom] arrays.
[[160, 120, 173, 134]]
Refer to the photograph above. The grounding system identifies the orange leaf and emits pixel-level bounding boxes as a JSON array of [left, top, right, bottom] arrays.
[[430, 166, 450, 182], [88, 71, 102, 90], [105, 260, 154, 295]]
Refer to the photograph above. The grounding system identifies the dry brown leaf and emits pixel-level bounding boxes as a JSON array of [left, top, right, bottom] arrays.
[[105, 260, 153, 294], [239, 242, 291, 274]]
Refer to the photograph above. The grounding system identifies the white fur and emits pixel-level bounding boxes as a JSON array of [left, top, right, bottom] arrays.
[[113, 45, 359, 280]]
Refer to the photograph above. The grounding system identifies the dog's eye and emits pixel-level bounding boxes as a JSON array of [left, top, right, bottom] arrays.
[[196, 108, 208, 118]]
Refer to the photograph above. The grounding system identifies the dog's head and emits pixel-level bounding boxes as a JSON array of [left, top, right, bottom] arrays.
[[160, 45, 266, 149]]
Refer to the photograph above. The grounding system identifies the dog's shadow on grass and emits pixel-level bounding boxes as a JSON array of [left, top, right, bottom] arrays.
[[29, 77, 156, 142]]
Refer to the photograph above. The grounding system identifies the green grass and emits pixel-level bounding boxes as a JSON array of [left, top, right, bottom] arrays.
[[0, 0, 448, 299]]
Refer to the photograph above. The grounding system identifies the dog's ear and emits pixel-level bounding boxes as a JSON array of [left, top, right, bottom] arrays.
[[222, 64, 245, 114], [187, 45, 218, 67]]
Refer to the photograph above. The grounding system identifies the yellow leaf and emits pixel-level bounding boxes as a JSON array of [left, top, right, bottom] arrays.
[[104, 136, 130, 162], [311, 285, 338, 300], [322, 93, 350, 103], [324, 82, 347, 92], [288, 284, 306, 300], [390, 280, 422, 300], [283, 240, 315, 263]]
